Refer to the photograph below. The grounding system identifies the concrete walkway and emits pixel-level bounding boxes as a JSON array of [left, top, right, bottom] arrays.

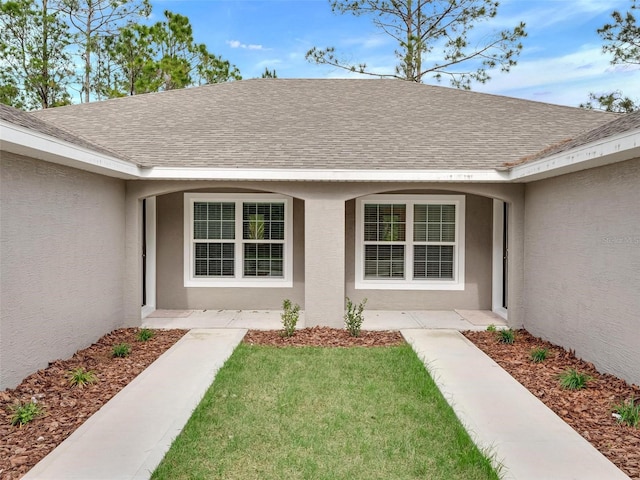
[[403, 330, 629, 480], [142, 308, 506, 331], [23, 319, 629, 479], [23, 329, 246, 480]]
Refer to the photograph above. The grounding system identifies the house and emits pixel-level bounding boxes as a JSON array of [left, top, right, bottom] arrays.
[[1, 79, 639, 390]]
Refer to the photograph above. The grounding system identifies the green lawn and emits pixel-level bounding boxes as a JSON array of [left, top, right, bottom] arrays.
[[152, 344, 499, 480]]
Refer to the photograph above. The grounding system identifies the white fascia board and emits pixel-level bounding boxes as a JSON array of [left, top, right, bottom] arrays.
[[0, 120, 140, 179], [140, 167, 511, 182], [510, 128, 640, 182]]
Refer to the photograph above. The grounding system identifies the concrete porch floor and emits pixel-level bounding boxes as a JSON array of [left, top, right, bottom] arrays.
[[142, 309, 508, 331]]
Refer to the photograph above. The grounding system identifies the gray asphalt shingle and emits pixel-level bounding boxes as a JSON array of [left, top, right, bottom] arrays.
[[1, 103, 134, 162], [28, 79, 615, 170]]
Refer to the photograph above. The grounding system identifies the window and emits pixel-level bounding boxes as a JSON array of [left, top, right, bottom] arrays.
[[184, 193, 293, 287], [356, 195, 465, 290]]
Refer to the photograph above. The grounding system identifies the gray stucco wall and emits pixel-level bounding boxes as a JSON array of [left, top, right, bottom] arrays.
[[126, 180, 523, 328], [155, 188, 493, 312], [156, 191, 305, 309], [345, 193, 493, 310], [0, 153, 126, 389], [524, 158, 640, 385]]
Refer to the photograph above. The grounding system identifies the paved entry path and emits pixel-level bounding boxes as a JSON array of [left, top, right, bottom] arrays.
[[23, 329, 246, 480], [23, 325, 630, 480], [402, 330, 630, 480]]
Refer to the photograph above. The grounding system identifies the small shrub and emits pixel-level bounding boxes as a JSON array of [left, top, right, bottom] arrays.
[[613, 396, 640, 427], [10, 399, 42, 426], [281, 299, 301, 337], [112, 343, 131, 358], [497, 329, 515, 344], [67, 367, 98, 387], [558, 368, 592, 390], [486, 324, 496, 332], [344, 297, 367, 337], [137, 328, 155, 342], [529, 347, 549, 363]]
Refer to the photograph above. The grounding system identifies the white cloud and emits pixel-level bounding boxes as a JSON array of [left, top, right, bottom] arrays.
[[473, 45, 640, 106], [227, 40, 265, 50]]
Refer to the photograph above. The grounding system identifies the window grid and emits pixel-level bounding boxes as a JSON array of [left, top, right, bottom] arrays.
[[193, 202, 236, 278], [413, 203, 456, 280], [363, 204, 407, 279], [361, 200, 458, 282], [244, 243, 284, 277], [189, 197, 288, 282]]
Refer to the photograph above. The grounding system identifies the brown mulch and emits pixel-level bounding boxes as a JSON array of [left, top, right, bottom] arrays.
[[244, 326, 405, 347], [0, 328, 187, 480], [2, 326, 638, 479], [463, 329, 640, 479]]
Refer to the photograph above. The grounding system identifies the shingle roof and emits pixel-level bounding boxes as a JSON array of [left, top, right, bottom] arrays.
[[29, 79, 613, 170], [0, 103, 133, 162], [514, 109, 640, 166]]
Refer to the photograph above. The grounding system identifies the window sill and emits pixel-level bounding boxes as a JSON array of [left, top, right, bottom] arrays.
[[355, 280, 464, 291], [184, 278, 293, 288]]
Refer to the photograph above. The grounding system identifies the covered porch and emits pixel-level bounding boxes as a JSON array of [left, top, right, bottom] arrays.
[[125, 180, 524, 330], [141, 309, 507, 331]]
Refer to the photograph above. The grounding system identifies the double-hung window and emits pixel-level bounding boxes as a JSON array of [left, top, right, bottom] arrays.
[[184, 193, 293, 287], [356, 195, 465, 290]]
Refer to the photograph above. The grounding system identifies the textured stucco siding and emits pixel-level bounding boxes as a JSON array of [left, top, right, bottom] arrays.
[[345, 194, 493, 310], [155, 188, 493, 313], [0, 153, 126, 389], [156, 191, 305, 309], [524, 158, 640, 385]]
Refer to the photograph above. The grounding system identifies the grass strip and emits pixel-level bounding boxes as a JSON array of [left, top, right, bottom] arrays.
[[152, 344, 498, 480]]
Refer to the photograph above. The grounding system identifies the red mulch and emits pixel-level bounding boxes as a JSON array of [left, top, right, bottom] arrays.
[[463, 329, 640, 479], [2, 327, 638, 479], [244, 326, 404, 347], [0, 328, 187, 479]]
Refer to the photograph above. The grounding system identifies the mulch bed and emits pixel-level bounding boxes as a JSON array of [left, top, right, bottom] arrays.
[[2, 326, 638, 479], [463, 329, 640, 479], [0, 328, 187, 480], [244, 326, 404, 347]]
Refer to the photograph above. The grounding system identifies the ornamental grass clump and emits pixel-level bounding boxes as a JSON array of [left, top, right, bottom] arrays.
[[10, 399, 43, 427], [613, 396, 640, 427], [67, 367, 98, 387], [281, 299, 300, 337], [529, 347, 549, 363], [112, 343, 131, 358], [344, 297, 367, 337], [137, 328, 155, 342], [497, 328, 515, 344], [558, 368, 592, 390]]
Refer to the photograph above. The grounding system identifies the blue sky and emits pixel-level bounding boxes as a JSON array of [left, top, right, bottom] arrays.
[[151, 0, 640, 108]]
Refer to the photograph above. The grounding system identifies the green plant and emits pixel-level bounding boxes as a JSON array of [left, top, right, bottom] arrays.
[[613, 396, 640, 427], [10, 399, 43, 426], [558, 368, 592, 390], [281, 299, 301, 337], [112, 343, 131, 358], [248, 214, 265, 239], [344, 297, 367, 337], [497, 329, 515, 344], [529, 347, 549, 363], [486, 324, 496, 332], [67, 367, 98, 387], [137, 328, 155, 342]]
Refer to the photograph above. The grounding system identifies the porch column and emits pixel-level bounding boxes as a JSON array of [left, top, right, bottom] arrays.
[[304, 198, 345, 328], [507, 194, 525, 329], [123, 189, 143, 327]]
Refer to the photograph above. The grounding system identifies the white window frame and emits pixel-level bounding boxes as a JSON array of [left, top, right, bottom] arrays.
[[184, 193, 293, 288], [355, 194, 465, 290]]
